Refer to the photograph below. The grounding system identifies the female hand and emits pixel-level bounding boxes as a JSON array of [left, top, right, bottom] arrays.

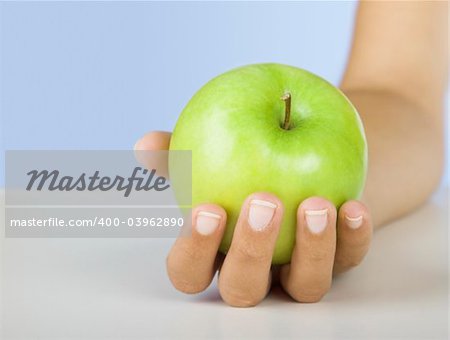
[[135, 131, 373, 307]]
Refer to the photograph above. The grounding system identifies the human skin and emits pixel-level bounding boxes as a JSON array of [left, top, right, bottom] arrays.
[[135, 1, 447, 307]]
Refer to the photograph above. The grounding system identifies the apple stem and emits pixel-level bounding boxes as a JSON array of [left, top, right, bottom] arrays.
[[281, 92, 291, 130]]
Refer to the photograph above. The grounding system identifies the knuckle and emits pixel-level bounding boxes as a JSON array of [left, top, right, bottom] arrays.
[[307, 246, 334, 265], [301, 238, 336, 264], [174, 241, 204, 262], [233, 242, 271, 263], [309, 250, 329, 264]]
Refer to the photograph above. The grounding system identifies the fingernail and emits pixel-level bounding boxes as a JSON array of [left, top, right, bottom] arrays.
[[345, 215, 363, 229], [305, 209, 328, 234], [196, 211, 221, 235], [248, 199, 277, 231]]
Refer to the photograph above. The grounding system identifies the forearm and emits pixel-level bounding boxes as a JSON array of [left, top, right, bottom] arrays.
[[340, 1, 447, 227], [342, 89, 444, 227], [341, 1, 448, 114]]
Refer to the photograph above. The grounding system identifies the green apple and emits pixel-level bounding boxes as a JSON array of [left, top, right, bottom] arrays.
[[170, 63, 367, 264]]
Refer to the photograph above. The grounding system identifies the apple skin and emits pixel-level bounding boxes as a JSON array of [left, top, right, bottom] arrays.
[[170, 63, 367, 265]]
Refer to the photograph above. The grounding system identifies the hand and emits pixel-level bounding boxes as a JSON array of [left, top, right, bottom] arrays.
[[135, 131, 373, 307]]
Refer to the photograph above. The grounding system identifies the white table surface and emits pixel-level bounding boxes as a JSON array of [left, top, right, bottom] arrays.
[[1, 187, 448, 340]]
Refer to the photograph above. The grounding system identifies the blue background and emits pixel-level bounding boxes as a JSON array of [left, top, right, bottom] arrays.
[[0, 1, 448, 185]]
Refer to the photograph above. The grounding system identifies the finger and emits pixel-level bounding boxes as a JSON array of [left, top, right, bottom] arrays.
[[134, 131, 172, 177], [333, 200, 372, 275], [166, 204, 226, 294], [134, 131, 172, 151], [218, 193, 283, 307], [280, 197, 337, 303]]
